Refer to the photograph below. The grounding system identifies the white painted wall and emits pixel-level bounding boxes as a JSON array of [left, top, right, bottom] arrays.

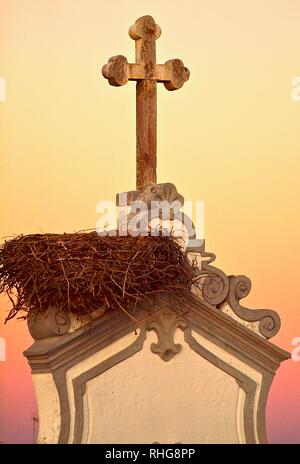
[[32, 373, 60, 444], [78, 330, 239, 444]]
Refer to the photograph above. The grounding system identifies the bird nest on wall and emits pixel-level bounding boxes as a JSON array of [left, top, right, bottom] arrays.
[[0, 231, 199, 323]]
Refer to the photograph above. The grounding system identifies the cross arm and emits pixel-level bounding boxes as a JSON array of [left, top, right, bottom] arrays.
[[102, 56, 190, 91], [157, 60, 190, 91]]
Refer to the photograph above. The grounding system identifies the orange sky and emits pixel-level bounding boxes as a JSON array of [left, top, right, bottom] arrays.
[[0, 0, 300, 443]]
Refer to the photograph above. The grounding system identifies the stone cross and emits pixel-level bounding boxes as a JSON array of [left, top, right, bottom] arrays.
[[102, 15, 190, 190]]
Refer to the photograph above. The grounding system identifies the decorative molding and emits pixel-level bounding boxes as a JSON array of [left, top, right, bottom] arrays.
[[25, 293, 289, 375], [116, 183, 193, 249], [199, 269, 229, 307], [146, 310, 187, 361], [116, 182, 184, 208], [188, 241, 281, 339], [27, 306, 71, 340], [189, 241, 230, 306], [225, 275, 281, 339], [186, 294, 289, 374]]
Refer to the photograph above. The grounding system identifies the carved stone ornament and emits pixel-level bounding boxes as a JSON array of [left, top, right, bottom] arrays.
[[27, 306, 71, 340], [189, 241, 281, 339], [225, 275, 281, 339], [116, 182, 184, 209], [146, 310, 187, 361]]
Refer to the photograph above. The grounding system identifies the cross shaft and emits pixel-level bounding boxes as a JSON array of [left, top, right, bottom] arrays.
[[102, 15, 190, 190]]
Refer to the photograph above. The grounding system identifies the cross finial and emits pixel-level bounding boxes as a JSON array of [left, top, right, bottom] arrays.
[[102, 15, 190, 190]]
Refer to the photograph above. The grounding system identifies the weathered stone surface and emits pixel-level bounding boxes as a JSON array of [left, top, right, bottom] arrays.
[[102, 15, 190, 189]]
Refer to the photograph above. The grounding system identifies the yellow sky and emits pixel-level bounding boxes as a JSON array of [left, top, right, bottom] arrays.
[[1, 0, 300, 347]]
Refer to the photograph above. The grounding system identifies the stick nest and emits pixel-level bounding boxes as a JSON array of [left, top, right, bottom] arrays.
[[0, 232, 198, 323]]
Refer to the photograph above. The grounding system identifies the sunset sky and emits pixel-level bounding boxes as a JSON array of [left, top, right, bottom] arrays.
[[0, 0, 300, 443]]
